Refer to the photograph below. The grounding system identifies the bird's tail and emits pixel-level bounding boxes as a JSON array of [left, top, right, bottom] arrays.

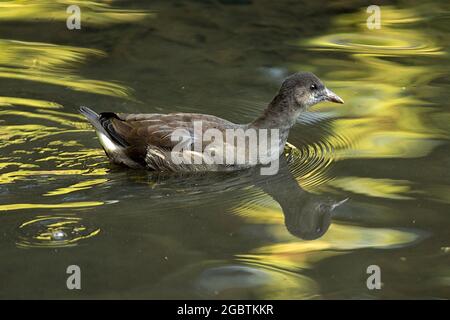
[[79, 106, 104, 132], [79, 106, 128, 154]]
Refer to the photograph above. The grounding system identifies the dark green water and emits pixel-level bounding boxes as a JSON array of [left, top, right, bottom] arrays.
[[0, 0, 449, 299]]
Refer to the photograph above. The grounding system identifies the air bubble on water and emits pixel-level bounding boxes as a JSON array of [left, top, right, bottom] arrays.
[[51, 230, 67, 240]]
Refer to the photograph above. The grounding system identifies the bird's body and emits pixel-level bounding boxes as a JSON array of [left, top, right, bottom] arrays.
[[81, 108, 253, 171], [80, 72, 343, 172]]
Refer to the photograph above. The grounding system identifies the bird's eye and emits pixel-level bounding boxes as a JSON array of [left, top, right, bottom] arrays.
[[310, 84, 317, 91]]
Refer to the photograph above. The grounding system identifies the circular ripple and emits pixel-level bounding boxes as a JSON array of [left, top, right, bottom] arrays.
[[286, 120, 355, 190], [306, 32, 442, 56], [16, 216, 100, 248]]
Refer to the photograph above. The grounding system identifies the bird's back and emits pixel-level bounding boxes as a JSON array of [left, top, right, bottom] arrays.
[[80, 107, 247, 171]]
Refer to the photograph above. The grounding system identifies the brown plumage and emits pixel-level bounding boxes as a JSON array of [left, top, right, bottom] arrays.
[[80, 72, 343, 172]]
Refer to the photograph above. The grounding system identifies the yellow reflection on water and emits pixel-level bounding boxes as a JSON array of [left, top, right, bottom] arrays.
[[0, 162, 38, 170], [0, 124, 60, 148], [0, 0, 150, 26], [232, 182, 422, 273], [0, 97, 62, 109], [0, 201, 104, 211], [304, 6, 443, 57], [35, 149, 108, 168], [295, 5, 448, 198], [238, 223, 419, 271], [0, 39, 133, 98], [44, 178, 108, 196], [0, 168, 108, 184], [329, 176, 413, 200], [0, 2, 144, 197], [234, 199, 420, 270], [0, 94, 109, 191], [0, 109, 81, 125], [233, 200, 283, 225]]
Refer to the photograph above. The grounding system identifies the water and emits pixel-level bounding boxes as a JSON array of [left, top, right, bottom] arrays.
[[0, 0, 449, 299]]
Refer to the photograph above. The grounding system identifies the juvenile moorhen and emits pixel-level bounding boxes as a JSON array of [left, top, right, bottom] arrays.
[[80, 72, 343, 171]]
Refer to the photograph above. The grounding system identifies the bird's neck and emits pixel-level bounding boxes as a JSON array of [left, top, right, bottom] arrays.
[[250, 93, 300, 131]]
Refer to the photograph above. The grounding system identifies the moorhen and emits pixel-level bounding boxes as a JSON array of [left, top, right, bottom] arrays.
[[80, 72, 343, 172]]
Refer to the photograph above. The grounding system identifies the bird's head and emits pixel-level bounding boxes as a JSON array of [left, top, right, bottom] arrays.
[[279, 72, 344, 111], [283, 197, 348, 240]]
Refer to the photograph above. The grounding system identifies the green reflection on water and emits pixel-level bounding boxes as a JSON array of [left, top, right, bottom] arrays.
[[293, 5, 449, 200], [0, 0, 150, 26], [0, 39, 133, 98]]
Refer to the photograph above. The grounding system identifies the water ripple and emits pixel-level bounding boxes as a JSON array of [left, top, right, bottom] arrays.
[[306, 32, 443, 57], [0, 0, 151, 26], [0, 39, 133, 98], [16, 216, 100, 248]]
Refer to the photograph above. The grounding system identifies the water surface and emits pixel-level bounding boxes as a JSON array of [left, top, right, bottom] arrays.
[[0, 0, 449, 299]]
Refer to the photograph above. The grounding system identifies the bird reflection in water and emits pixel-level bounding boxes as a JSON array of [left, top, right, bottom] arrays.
[[97, 147, 348, 241], [255, 156, 348, 240]]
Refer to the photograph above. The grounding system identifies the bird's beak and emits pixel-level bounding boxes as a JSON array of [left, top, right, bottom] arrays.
[[323, 88, 344, 104], [330, 197, 349, 211]]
